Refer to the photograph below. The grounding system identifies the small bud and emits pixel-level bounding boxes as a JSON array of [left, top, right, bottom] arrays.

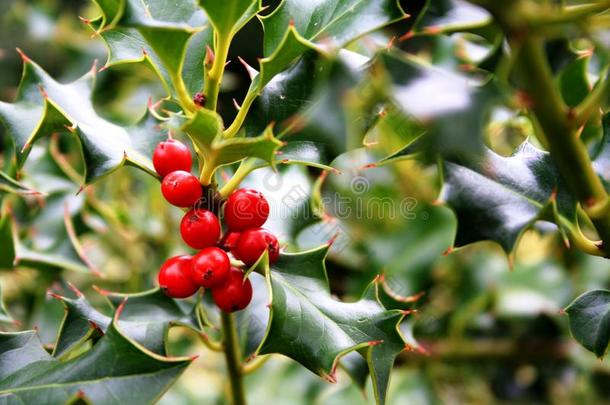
[[193, 92, 206, 107]]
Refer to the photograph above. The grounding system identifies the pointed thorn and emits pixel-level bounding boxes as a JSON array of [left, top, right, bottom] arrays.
[[288, 18, 295, 27], [400, 309, 418, 316], [205, 45, 215, 67], [442, 247, 454, 256], [92, 285, 110, 296], [361, 163, 377, 169], [368, 339, 384, 346], [78, 16, 92, 24], [66, 281, 84, 298], [15, 48, 31, 62], [38, 86, 48, 99], [559, 308, 567, 315], [237, 56, 258, 80], [431, 199, 443, 206], [76, 185, 86, 196], [246, 353, 257, 363], [266, 302, 272, 309], [327, 232, 340, 247], [76, 390, 86, 399], [399, 30, 415, 42], [20, 142, 31, 154], [47, 291, 63, 300], [232, 98, 241, 111], [386, 35, 396, 49], [89, 321, 105, 335], [98, 64, 109, 73], [64, 123, 77, 133], [114, 298, 128, 321], [142, 48, 148, 57], [90, 59, 98, 74]]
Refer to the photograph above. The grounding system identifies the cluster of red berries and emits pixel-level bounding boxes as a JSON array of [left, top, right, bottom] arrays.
[[151, 138, 280, 312]]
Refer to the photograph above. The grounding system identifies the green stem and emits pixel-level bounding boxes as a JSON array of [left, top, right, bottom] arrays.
[[218, 158, 260, 198], [224, 89, 258, 138], [203, 32, 232, 111], [492, 2, 610, 253], [220, 311, 246, 405]]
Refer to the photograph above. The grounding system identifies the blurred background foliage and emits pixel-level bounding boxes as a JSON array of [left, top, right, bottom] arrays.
[[2, 0, 610, 403]]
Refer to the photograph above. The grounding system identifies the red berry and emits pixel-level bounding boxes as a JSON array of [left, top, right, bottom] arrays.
[[180, 209, 221, 249], [153, 139, 192, 178], [234, 228, 280, 266], [224, 188, 270, 231], [158, 255, 199, 298], [219, 231, 240, 252], [161, 170, 202, 207], [192, 247, 230, 288], [212, 268, 253, 312]]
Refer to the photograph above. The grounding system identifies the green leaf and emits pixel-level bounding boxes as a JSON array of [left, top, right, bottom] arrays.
[[261, 0, 408, 84], [558, 55, 590, 107], [257, 246, 408, 405], [52, 287, 202, 357], [0, 196, 93, 274], [0, 56, 166, 184], [374, 51, 501, 160], [0, 313, 192, 403], [238, 0, 409, 114], [565, 289, 610, 358], [182, 109, 282, 180], [441, 141, 576, 254], [197, 0, 260, 36], [92, 0, 210, 97], [247, 51, 373, 169]]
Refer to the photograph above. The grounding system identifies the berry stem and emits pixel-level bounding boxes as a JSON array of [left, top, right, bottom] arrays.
[[221, 311, 247, 405], [219, 158, 262, 198]]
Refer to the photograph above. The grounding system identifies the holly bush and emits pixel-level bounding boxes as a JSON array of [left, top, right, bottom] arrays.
[[2, 0, 610, 403]]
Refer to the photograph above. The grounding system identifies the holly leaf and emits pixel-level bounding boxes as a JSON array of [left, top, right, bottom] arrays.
[[0, 196, 94, 274], [236, 0, 409, 132], [260, 0, 408, 88], [90, 0, 210, 97], [0, 56, 166, 184], [374, 51, 501, 160], [558, 55, 591, 108], [182, 109, 282, 179], [441, 141, 577, 255], [0, 310, 192, 403], [256, 246, 409, 405], [52, 287, 202, 357], [197, 0, 260, 36], [565, 289, 610, 358], [244, 51, 374, 171]]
